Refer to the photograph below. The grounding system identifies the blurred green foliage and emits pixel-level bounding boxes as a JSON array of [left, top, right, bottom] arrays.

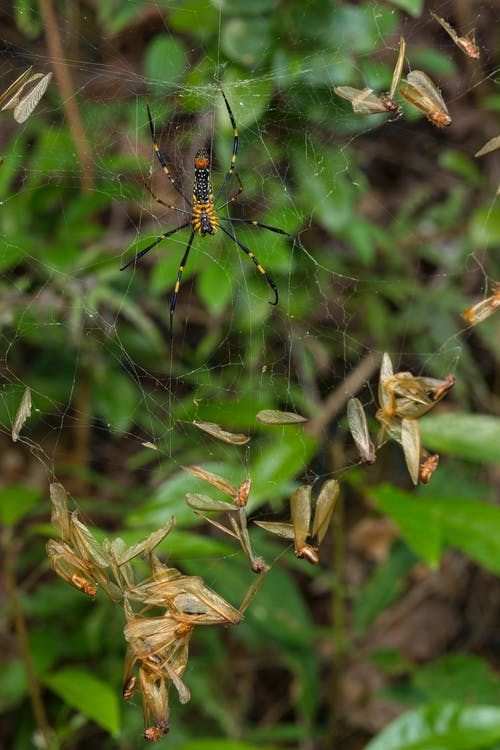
[[1, 0, 499, 749]]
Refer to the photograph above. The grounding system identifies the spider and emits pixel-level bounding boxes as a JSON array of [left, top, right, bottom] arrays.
[[121, 85, 289, 329]]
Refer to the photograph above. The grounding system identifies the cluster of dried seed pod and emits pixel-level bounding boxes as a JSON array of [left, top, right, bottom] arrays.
[[347, 353, 455, 485], [47, 482, 255, 741], [334, 12, 480, 129]]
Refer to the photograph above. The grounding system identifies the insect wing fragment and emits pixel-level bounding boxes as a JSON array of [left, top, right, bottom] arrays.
[[389, 36, 406, 101], [12, 386, 31, 442], [347, 398, 376, 463], [182, 464, 238, 497], [430, 12, 479, 59], [400, 70, 451, 128], [185, 492, 238, 513], [401, 418, 421, 485], [193, 420, 250, 445], [461, 286, 500, 324], [256, 409, 308, 425], [475, 136, 500, 158], [290, 485, 312, 551], [49, 482, 71, 540], [312, 479, 339, 544], [253, 520, 295, 540], [13, 72, 52, 122], [334, 86, 388, 114], [117, 518, 176, 565]]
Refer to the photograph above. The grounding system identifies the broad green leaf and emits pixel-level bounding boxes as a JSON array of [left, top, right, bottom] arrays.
[[221, 18, 272, 67], [365, 702, 500, 750], [419, 413, 500, 464], [0, 485, 40, 526], [213, 0, 278, 12], [144, 36, 187, 94], [412, 654, 500, 706], [197, 258, 233, 316], [177, 741, 280, 750], [370, 485, 443, 566], [43, 668, 120, 735], [371, 486, 500, 575]]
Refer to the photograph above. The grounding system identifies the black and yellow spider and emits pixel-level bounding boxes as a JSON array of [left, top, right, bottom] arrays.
[[121, 85, 289, 328]]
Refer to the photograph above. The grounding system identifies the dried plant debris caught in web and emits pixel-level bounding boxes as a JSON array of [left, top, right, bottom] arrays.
[[461, 283, 500, 325], [375, 353, 455, 485], [334, 36, 405, 115], [184, 466, 268, 576], [430, 11, 480, 59], [255, 479, 339, 565], [0, 67, 52, 123], [400, 70, 451, 128], [193, 420, 250, 445], [347, 397, 376, 464], [11, 386, 31, 442], [46, 480, 265, 741]]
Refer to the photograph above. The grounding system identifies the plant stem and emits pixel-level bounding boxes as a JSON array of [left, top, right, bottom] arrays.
[[38, 0, 95, 193], [3, 527, 57, 749]]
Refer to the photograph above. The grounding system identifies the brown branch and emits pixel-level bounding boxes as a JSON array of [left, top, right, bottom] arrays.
[[3, 527, 56, 749], [38, 0, 94, 193], [306, 351, 381, 439]]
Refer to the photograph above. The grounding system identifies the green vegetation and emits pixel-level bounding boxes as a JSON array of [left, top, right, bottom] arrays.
[[1, 1, 499, 748]]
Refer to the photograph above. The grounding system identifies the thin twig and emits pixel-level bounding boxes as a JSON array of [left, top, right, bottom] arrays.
[[306, 351, 381, 439], [38, 0, 95, 193], [3, 527, 56, 749]]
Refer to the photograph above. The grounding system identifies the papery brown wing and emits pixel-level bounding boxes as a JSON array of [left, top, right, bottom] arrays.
[[312, 479, 339, 544], [291, 485, 312, 550]]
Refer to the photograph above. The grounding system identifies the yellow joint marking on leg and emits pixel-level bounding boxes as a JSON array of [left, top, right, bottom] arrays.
[[234, 129, 238, 136], [257, 264, 265, 274], [154, 145, 159, 152], [174, 282, 180, 292], [179, 266, 184, 272], [248, 252, 254, 258], [252, 221, 258, 226], [163, 166, 170, 174], [231, 155, 236, 163]]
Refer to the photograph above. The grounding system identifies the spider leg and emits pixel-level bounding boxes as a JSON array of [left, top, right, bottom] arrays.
[[144, 181, 191, 216], [170, 229, 196, 330], [121, 222, 191, 271], [146, 97, 190, 204], [213, 85, 238, 204], [218, 224, 278, 306], [216, 172, 244, 211], [218, 215, 290, 236]]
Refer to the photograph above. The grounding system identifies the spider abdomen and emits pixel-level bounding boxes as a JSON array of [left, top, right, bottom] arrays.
[[192, 201, 219, 236]]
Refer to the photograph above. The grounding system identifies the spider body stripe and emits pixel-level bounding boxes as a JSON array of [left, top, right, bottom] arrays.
[[122, 87, 289, 327]]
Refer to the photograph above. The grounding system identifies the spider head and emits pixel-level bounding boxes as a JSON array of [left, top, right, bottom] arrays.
[[194, 149, 210, 169]]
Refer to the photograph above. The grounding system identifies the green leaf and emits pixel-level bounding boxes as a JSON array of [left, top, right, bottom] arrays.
[[369, 485, 443, 567], [471, 204, 500, 249], [43, 668, 120, 735], [144, 36, 187, 94], [371, 486, 500, 575], [385, 0, 423, 17], [197, 257, 233, 315], [221, 18, 272, 67], [213, 0, 278, 12], [412, 654, 500, 706], [177, 741, 280, 750], [419, 414, 500, 464], [365, 702, 500, 750], [0, 485, 41, 526]]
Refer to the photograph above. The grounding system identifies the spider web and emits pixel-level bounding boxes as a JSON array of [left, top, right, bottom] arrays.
[[2, 0, 500, 746], [0, 1, 498, 566]]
